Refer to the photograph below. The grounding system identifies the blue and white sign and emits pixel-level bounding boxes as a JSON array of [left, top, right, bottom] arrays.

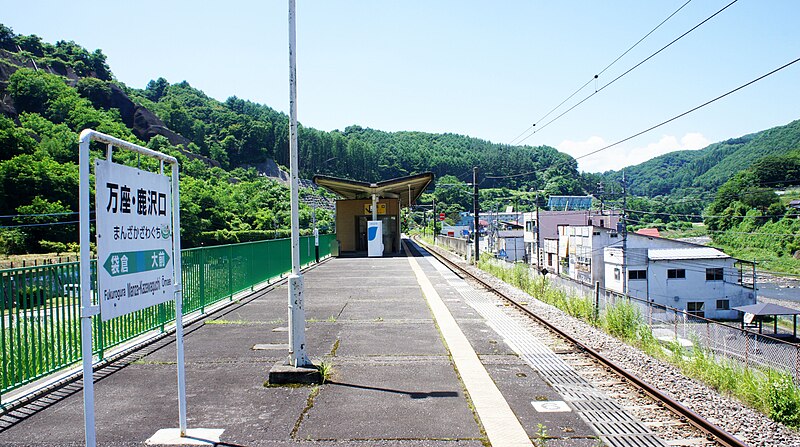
[[367, 221, 383, 257]]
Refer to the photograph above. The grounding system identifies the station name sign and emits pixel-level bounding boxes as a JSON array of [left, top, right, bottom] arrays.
[[95, 159, 174, 321]]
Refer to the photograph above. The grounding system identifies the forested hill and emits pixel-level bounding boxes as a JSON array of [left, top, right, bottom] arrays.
[[0, 25, 589, 253], [127, 82, 581, 191], [598, 119, 800, 197]]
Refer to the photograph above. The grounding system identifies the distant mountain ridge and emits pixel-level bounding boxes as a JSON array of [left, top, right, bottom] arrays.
[[599, 119, 800, 197]]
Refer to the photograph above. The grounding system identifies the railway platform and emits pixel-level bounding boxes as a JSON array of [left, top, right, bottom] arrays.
[[1, 238, 660, 447]]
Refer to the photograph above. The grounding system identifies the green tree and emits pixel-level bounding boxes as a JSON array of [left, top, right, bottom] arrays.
[[14, 196, 73, 250], [144, 77, 170, 102], [0, 115, 37, 160]]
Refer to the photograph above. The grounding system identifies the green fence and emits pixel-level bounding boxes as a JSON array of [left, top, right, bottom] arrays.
[[1, 234, 334, 400]]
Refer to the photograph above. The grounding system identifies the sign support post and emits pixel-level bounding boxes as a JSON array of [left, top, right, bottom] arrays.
[[78, 130, 217, 446], [78, 129, 97, 447]]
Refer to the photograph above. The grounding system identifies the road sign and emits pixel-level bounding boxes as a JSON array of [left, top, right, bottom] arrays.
[[439, 212, 445, 221], [95, 159, 174, 321]]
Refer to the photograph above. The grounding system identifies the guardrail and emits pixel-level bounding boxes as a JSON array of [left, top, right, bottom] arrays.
[[1, 234, 334, 400]]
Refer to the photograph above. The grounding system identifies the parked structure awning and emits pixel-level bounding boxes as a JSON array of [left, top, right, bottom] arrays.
[[313, 173, 434, 208], [733, 302, 800, 339]]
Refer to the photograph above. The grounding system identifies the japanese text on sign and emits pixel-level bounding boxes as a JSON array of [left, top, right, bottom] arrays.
[[105, 182, 168, 216], [95, 159, 174, 321]]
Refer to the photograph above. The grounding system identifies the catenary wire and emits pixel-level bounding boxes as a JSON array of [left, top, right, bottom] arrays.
[[516, 0, 738, 145], [509, 0, 694, 145]]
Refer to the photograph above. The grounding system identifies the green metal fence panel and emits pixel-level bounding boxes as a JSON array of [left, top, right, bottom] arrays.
[[0, 235, 331, 398]]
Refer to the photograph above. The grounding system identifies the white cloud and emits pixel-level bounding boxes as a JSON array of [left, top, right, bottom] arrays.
[[557, 133, 710, 173]]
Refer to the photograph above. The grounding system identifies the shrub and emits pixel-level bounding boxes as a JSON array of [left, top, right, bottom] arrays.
[[0, 229, 28, 254], [602, 300, 642, 341], [39, 240, 66, 255], [768, 373, 800, 428]]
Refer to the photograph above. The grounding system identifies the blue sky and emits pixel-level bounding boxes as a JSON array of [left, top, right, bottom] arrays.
[[5, 1, 800, 173]]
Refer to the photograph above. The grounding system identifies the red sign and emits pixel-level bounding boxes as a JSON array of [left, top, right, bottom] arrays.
[[439, 213, 445, 221]]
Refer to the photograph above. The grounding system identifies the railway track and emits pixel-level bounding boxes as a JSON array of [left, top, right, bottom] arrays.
[[413, 237, 751, 447]]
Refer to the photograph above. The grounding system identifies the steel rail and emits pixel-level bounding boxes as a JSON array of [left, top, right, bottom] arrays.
[[414, 237, 750, 447]]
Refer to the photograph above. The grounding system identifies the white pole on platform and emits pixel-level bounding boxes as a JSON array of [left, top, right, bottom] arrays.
[[78, 134, 97, 447], [288, 0, 310, 367], [172, 162, 188, 436]]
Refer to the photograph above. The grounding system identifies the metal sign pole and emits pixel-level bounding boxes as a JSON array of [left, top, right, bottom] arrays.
[[288, 0, 310, 367], [78, 129, 199, 444], [79, 133, 97, 447], [172, 162, 187, 435]]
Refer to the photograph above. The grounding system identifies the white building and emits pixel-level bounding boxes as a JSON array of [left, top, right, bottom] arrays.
[[523, 210, 621, 268], [604, 240, 755, 320], [558, 225, 621, 289]]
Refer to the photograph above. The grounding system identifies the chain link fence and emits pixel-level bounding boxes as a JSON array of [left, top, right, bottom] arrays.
[[547, 271, 800, 383]]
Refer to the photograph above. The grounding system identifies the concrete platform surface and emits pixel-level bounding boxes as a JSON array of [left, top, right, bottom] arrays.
[[0, 239, 605, 447]]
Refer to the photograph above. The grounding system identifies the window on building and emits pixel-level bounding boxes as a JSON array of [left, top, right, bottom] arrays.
[[687, 301, 705, 318], [706, 268, 724, 281], [716, 299, 730, 310], [600, 219, 605, 227], [588, 219, 592, 226], [628, 270, 647, 280], [547, 253, 553, 266], [614, 267, 620, 280], [667, 269, 686, 279]]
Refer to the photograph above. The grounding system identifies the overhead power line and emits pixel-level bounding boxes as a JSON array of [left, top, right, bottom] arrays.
[[514, 0, 738, 145], [509, 0, 693, 146], [0, 219, 94, 229], [573, 55, 800, 162]]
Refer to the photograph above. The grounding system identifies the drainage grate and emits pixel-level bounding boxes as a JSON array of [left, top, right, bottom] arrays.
[[425, 255, 669, 447], [602, 435, 671, 447], [593, 421, 652, 436], [580, 410, 638, 424], [571, 400, 625, 412]]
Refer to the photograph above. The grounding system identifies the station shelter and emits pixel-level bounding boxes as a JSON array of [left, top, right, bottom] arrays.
[[313, 172, 434, 256]]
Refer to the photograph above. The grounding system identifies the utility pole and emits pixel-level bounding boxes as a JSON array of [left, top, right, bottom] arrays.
[[286, 0, 310, 368], [621, 171, 628, 297], [432, 196, 437, 241], [597, 181, 605, 213], [473, 167, 480, 263], [535, 190, 540, 269]]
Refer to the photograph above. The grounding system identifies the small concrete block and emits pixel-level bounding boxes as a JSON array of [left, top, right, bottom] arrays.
[[268, 360, 322, 385], [146, 428, 224, 445], [253, 343, 289, 350], [272, 327, 289, 332], [531, 400, 572, 413]]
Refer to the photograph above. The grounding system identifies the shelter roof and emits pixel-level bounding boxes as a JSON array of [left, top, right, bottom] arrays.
[[733, 302, 800, 316], [647, 247, 729, 261], [313, 172, 434, 208]]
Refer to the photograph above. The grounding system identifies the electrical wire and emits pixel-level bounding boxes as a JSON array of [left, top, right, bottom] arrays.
[[0, 219, 94, 229], [572, 56, 800, 162], [509, 0, 694, 145], [0, 211, 90, 219], [515, 0, 738, 145]]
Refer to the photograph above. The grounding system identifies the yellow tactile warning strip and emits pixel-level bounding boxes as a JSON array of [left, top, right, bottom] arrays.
[[406, 249, 533, 447]]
